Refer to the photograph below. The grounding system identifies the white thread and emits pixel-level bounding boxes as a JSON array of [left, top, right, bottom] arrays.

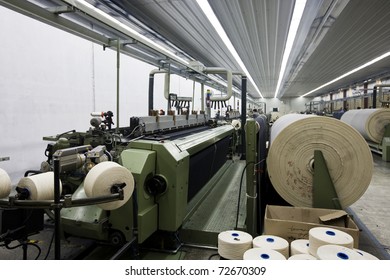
[[309, 227, 354, 257], [252, 235, 289, 258], [84, 161, 134, 210], [218, 230, 253, 260], [18, 172, 62, 200], [317, 244, 365, 260], [0, 168, 12, 199], [290, 239, 310, 255], [288, 254, 317, 260], [243, 248, 286, 260]]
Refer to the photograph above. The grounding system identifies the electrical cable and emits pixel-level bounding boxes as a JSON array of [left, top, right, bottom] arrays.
[[235, 159, 265, 230], [208, 253, 220, 260], [5, 241, 42, 260], [44, 230, 55, 260]]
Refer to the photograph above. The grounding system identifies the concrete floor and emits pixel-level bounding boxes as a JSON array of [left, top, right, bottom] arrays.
[[1, 153, 389, 260], [348, 153, 390, 258]]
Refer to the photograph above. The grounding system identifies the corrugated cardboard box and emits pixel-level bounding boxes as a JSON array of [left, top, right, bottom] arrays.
[[264, 205, 359, 247]]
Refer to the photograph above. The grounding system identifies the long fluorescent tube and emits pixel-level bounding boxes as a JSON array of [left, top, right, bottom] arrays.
[[62, 0, 189, 66], [196, 0, 264, 98], [301, 51, 390, 97], [274, 0, 307, 98]]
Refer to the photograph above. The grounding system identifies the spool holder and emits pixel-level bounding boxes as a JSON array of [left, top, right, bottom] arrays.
[[312, 150, 342, 210], [0, 160, 126, 260]]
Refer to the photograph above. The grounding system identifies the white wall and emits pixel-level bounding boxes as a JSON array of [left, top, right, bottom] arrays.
[[0, 7, 173, 183], [264, 97, 311, 114], [0, 6, 309, 184]]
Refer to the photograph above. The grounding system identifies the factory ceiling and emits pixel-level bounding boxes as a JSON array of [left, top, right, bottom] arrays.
[[2, 0, 390, 99]]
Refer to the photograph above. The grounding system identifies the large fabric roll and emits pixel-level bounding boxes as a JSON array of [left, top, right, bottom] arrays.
[[267, 114, 373, 208], [341, 108, 390, 143]]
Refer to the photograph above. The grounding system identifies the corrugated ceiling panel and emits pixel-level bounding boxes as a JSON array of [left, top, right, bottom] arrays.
[[210, 0, 295, 97], [284, 0, 390, 97]]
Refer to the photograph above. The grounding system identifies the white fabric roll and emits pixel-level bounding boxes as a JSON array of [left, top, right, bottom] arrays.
[[317, 245, 365, 260], [309, 227, 354, 257], [18, 172, 62, 200], [243, 248, 286, 260], [288, 254, 317, 260], [0, 168, 12, 199], [290, 239, 310, 255], [218, 230, 253, 260], [341, 108, 390, 143], [354, 249, 379, 260], [267, 114, 373, 208], [252, 235, 289, 258], [84, 161, 134, 210]]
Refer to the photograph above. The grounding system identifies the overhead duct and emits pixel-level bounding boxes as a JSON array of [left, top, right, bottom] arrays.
[[204, 67, 233, 101], [148, 69, 169, 113]]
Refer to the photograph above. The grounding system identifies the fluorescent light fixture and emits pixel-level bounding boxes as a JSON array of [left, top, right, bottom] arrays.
[[301, 51, 390, 97], [62, 0, 189, 65], [274, 0, 307, 98], [196, 0, 264, 99]]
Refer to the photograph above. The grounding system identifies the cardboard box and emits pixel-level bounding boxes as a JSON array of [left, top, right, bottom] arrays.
[[264, 205, 359, 248]]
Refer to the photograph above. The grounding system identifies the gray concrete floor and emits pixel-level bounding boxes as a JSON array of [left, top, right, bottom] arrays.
[[349, 153, 390, 257], [1, 154, 389, 260]]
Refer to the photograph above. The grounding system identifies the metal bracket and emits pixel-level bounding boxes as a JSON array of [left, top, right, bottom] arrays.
[[313, 150, 342, 209]]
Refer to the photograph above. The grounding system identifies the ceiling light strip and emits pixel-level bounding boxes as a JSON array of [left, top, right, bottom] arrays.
[[196, 0, 264, 98], [62, 0, 189, 66], [301, 51, 390, 97], [274, 0, 307, 98]]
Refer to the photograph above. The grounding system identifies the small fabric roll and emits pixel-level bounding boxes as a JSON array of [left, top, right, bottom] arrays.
[[243, 248, 286, 260], [288, 254, 317, 260], [290, 239, 310, 255], [0, 168, 12, 199], [309, 227, 354, 257], [218, 230, 253, 260], [84, 161, 134, 210], [18, 172, 62, 200], [317, 245, 365, 260], [252, 235, 289, 258], [354, 249, 380, 260]]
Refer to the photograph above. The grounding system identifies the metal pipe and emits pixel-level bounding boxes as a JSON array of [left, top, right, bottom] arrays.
[[245, 119, 258, 236], [53, 159, 61, 260], [116, 39, 120, 133], [192, 80, 195, 112], [148, 69, 168, 114], [241, 76, 247, 157], [204, 67, 232, 101], [201, 83, 205, 111]]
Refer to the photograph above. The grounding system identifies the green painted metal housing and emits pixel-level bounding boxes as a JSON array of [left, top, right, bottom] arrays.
[[61, 125, 235, 245]]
